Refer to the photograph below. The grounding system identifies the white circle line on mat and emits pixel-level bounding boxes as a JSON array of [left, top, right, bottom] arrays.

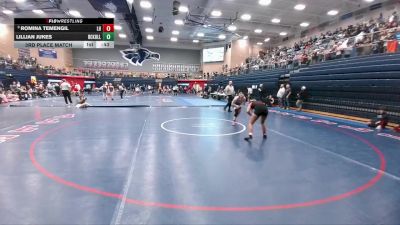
[[161, 117, 246, 137]]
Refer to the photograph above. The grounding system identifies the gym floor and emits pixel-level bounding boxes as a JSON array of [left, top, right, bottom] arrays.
[[0, 95, 399, 225]]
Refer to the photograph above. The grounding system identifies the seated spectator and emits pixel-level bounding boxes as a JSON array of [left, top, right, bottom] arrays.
[[0, 91, 8, 104], [368, 107, 389, 130], [394, 125, 400, 133], [6, 91, 19, 102]]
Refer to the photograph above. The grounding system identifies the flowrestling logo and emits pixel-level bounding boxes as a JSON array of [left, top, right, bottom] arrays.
[[120, 48, 160, 66]]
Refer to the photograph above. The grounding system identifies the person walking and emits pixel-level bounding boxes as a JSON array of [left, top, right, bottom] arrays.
[[224, 81, 235, 112], [60, 79, 72, 105]]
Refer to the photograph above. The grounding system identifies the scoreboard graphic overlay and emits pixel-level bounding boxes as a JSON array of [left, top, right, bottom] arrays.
[[14, 18, 114, 49]]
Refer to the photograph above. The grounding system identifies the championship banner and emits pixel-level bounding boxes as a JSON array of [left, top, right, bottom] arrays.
[[38, 49, 57, 59], [82, 59, 129, 70], [153, 63, 201, 73]]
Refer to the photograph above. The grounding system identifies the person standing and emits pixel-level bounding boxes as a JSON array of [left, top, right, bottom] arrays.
[[282, 84, 292, 110], [276, 84, 285, 108], [247, 86, 253, 102], [224, 81, 235, 112], [296, 86, 307, 111], [54, 82, 61, 96], [60, 79, 72, 105], [101, 82, 108, 100], [74, 83, 81, 96], [119, 83, 125, 99], [107, 83, 115, 101], [172, 85, 179, 96]]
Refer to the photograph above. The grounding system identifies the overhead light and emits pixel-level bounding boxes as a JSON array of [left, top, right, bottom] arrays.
[[32, 9, 44, 14], [218, 34, 226, 40], [2, 9, 14, 15], [193, 39, 199, 43], [179, 6, 189, 13], [104, 12, 115, 18], [242, 35, 248, 40], [271, 18, 281, 23], [197, 32, 205, 37], [327, 10, 339, 16], [264, 38, 270, 42], [241, 14, 251, 21], [140, 0, 152, 9], [257, 42, 263, 45], [300, 22, 309, 27], [174, 19, 184, 25], [126, 0, 134, 4], [145, 28, 154, 33], [14, 0, 26, 2], [258, 0, 271, 6], [364, 0, 374, 2], [119, 33, 127, 38], [171, 37, 178, 42], [294, 4, 306, 11], [172, 30, 180, 35], [211, 10, 222, 17], [68, 10, 81, 17], [114, 25, 122, 30], [254, 29, 262, 33], [143, 16, 152, 22], [228, 25, 237, 31], [279, 32, 287, 36], [146, 35, 154, 40]]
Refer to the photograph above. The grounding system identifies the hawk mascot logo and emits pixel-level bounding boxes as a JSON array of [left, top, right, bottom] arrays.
[[120, 48, 160, 66]]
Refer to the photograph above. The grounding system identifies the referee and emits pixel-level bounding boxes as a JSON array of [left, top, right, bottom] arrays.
[[224, 81, 235, 112], [60, 79, 72, 105]]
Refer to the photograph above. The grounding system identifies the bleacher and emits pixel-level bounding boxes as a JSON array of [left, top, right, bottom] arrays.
[[0, 68, 46, 85], [208, 69, 289, 94], [290, 53, 400, 124]]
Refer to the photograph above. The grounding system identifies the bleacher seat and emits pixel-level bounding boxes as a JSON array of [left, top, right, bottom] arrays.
[[290, 53, 400, 124]]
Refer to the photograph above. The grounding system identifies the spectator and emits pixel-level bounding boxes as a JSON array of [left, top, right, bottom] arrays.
[[296, 86, 307, 111], [394, 125, 400, 133], [247, 86, 253, 102], [54, 83, 61, 96], [119, 83, 126, 99], [276, 84, 286, 108], [282, 84, 292, 110], [368, 107, 389, 130], [0, 91, 7, 104]]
